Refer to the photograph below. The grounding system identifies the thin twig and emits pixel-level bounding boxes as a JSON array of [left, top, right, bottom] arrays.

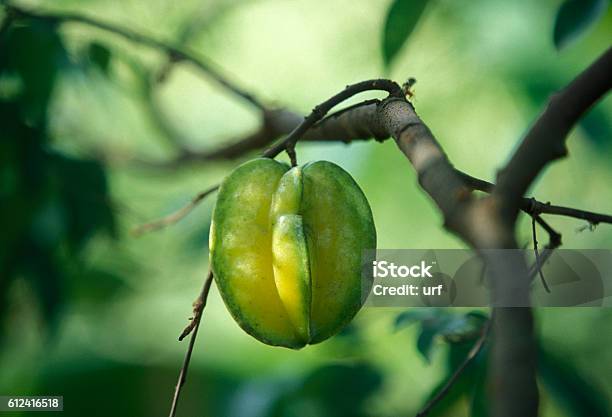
[[178, 272, 212, 341], [415, 318, 492, 417], [131, 185, 219, 236], [531, 215, 551, 293], [527, 217, 563, 281], [460, 170, 563, 288], [263, 79, 404, 158], [456, 170, 612, 226], [534, 202, 612, 225], [533, 215, 562, 246], [169, 269, 214, 417], [4, 3, 266, 110]]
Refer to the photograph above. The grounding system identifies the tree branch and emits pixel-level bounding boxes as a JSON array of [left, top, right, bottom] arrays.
[[140, 100, 389, 169], [4, 3, 266, 110], [496, 46, 612, 220], [140, 108, 303, 169], [133, 96, 610, 238], [532, 202, 612, 225], [133, 84, 403, 235], [456, 171, 612, 227], [262, 80, 404, 162], [458, 170, 563, 286], [487, 47, 612, 417], [373, 96, 541, 417]]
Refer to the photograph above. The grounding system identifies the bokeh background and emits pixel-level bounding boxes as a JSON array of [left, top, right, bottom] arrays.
[[1, 0, 611, 415]]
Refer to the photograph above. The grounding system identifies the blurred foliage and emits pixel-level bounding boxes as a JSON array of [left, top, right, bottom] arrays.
[[395, 309, 488, 362], [0, 0, 611, 416], [553, 0, 609, 50], [381, 0, 429, 68], [17, 355, 382, 417], [389, 308, 489, 416], [229, 363, 382, 417], [423, 337, 489, 417], [86, 42, 112, 74], [538, 343, 610, 417], [0, 18, 118, 339], [396, 309, 611, 417]]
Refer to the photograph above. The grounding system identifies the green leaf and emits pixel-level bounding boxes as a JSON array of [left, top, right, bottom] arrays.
[[48, 151, 116, 250], [581, 106, 612, 149], [439, 311, 488, 343], [87, 42, 112, 74], [553, 0, 608, 50], [69, 267, 127, 306], [381, 0, 429, 68], [466, 310, 489, 321], [21, 244, 65, 332], [394, 308, 438, 331], [395, 310, 488, 362], [417, 327, 437, 362], [0, 21, 67, 126]]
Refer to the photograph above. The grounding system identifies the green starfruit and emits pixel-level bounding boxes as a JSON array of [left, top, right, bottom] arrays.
[[210, 158, 375, 349]]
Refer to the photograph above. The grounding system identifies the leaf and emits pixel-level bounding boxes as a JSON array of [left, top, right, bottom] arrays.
[[435, 311, 487, 343], [394, 309, 441, 361], [395, 310, 488, 363], [87, 42, 112, 74], [538, 344, 610, 417], [439, 311, 488, 343], [0, 21, 67, 126], [580, 106, 612, 149], [20, 243, 65, 331], [49, 151, 116, 250], [69, 267, 128, 306], [381, 0, 429, 68], [394, 308, 438, 331], [553, 0, 608, 50], [466, 310, 489, 321], [417, 326, 437, 362]]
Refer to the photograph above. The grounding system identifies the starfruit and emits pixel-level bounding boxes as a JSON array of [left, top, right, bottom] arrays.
[[210, 158, 375, 348]]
